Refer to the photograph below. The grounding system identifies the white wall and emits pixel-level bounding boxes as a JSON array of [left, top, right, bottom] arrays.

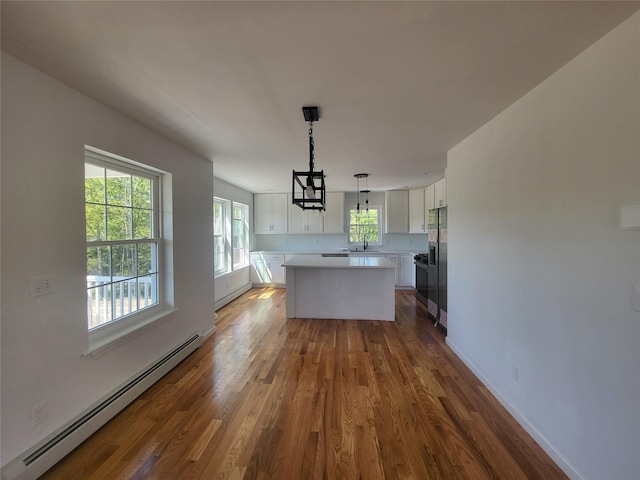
[[0, 54, 215, 466], [213, 177, 253, 303], [446, 13, 639, 480]]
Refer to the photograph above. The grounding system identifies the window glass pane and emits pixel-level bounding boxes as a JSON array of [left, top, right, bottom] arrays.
[[132, 176, 152, 209], [136, 243, 154, 276], [349, 207, 380, 243], [112, 279, 138, 318], [133, 208, 152, 239], [85, 203, 106, 241], [106, 206, 133, 241], [106, 170, 131, 206], [112, 244, 136, 280], [87, 283, 112, 329], [87, 246, 111, 279], [138, 273, 158, 307], [214, 235, 226, 273], [85, 168, 105, 204], [214, 201, 224, 236]]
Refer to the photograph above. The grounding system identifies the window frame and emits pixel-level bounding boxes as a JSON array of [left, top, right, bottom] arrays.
[[214, 196, 249, 278], [85, 147, 167, 346], [214, 197, 229, 276], [232, 202, 249, 270], [348, 204, 382, 246]]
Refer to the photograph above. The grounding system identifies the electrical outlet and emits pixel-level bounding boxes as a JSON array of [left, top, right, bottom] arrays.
[[32, 401, 48, 426], [335, 281, 341, 289], [31, 275, 54, 297]]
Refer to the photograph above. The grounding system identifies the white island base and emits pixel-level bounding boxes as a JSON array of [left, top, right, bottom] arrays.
[[282, 255, 397, 321]]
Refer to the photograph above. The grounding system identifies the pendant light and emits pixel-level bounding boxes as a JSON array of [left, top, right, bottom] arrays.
[[292, 106, 326, 211], [354, 173, 368, 214]]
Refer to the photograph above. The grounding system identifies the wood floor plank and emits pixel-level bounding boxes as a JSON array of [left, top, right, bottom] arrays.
[[41, 289, 568, 480]]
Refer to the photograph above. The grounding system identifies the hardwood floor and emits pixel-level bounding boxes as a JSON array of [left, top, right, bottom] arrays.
[[42, 289, 567, 479]]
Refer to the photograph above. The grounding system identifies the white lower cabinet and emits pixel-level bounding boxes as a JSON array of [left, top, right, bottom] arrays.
[[250, 253, 285, 286], [385, 253, 414, 288], [398, 254, 415, 287]]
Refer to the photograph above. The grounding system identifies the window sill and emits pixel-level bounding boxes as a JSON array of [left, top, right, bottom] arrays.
[[84, 307, 178, 358], [214, 265, 250, 280]]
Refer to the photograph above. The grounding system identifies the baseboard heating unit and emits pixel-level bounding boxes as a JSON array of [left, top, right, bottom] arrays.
[[1, 333, 203, 480]]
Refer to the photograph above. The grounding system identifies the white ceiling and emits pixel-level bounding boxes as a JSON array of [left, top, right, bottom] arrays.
[[2, 1, 639, 193]]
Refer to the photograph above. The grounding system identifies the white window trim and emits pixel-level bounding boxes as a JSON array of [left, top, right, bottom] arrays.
[[214, 197, 230, 276], [348, 204, 383, 246], [85, 146, 175, 355], [214, 197, 249, 278], [232, 202, 249, 270]]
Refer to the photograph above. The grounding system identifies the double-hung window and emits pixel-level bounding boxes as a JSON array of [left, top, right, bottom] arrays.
[[214, 197, 249, 276], [349, 205, 381, 245], [214, 197, 228, 276], [232, 203, 249, 269], [85, 149, 161, 330]]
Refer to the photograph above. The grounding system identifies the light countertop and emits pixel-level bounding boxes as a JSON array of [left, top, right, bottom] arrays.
[[282, 255, 397, 269]]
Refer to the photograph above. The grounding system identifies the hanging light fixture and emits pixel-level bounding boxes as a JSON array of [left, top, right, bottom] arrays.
[[292, 106, 326, 211], [354, 173, 368, 214], [362, 174, 370, 213]]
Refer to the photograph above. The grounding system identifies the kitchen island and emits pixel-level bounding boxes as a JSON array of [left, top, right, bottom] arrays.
[[282, 255, 397, 321]]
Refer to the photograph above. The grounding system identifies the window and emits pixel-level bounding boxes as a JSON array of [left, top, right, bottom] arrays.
[[349, 205, 381, 245], [214, 198, 228, 275], [214, 196, 249, 276], [85, 150, 161, 330], [232, 203, 249, 269]]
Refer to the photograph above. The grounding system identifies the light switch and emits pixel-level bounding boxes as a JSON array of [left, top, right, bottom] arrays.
[[620, 205, 640, 229], [31, 275, 54, 297]]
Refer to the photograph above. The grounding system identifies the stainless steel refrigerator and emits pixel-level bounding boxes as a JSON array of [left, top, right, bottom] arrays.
[[427, 207, 447, 329]]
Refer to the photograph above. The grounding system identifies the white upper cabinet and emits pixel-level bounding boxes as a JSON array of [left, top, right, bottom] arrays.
[[288, 193, 324, 233], [254, 193, 288, 234], [286, 191, 344, 234], [323, 192, 345, 234], [425, 183, 435, 211], [434, 178, 447, 208], [409, 188, 426, 233], [385, 190, 409, 233]]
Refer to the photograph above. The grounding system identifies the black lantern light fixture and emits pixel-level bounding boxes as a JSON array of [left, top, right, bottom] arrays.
[[292, 106, 326, 211]]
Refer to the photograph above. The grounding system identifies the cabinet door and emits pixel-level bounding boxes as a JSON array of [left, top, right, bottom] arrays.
[[267, 260, 285, 284], [399, 254, 414, 286], [306, 210, 324, 233], [385, 191, 409, 233], [254, 194, 273, 233], [288, 195, 307, 233], [434, 179, 447, 208], [250, 253, 267, 283], [271, 193, 289, 233], [323, 192, 345, 234], [409, 188, 426, 233], [425, 184, 435, 212]]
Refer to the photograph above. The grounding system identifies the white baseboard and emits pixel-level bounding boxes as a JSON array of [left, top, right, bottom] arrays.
[[214, 283, 252, 311], [1, 334, 202, 480], [445, 338, 583, 480]]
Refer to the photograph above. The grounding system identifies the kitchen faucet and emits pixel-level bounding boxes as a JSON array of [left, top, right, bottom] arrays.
[[363, 235, 368, 251]]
